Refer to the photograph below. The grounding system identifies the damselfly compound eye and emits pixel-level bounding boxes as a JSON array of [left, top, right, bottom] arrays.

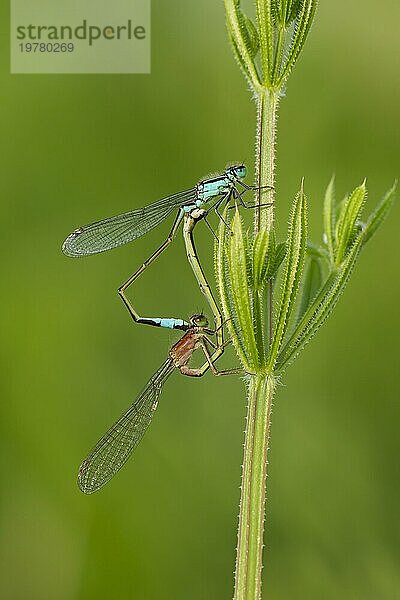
[[191, 314, 209, 328]]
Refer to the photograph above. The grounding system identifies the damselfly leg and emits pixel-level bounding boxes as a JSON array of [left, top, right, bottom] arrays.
[[118, 209, 188, 330], [183, 208, 224, 356], [199, 336, 243, 377], [117, 191, 232, 333], [231, 185, 274, 210]]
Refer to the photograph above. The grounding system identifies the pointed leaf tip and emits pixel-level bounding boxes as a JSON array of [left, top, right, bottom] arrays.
[[362, 181, 397, 245], [323, 175, 336, 263], [335, 182, 367, 266], [267, 186, 308, 369]]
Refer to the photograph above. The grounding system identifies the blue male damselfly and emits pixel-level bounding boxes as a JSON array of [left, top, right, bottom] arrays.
[[62, 165, 271, 331]]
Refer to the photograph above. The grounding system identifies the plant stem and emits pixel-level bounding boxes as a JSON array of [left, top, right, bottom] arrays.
[[234, 375, 276, 600], [254, 90, 279, 235], [234, 87, 279, 599], [255, 90, 279, 352]]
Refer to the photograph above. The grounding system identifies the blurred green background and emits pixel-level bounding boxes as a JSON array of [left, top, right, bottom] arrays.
[[1, 1, 399, 599]]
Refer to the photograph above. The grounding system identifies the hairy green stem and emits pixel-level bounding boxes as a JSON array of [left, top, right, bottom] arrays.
[[234, 375, 276, 600], [255, 91, 279, 357], [233, 87, 280, 599], [255, 91, 279, 235]]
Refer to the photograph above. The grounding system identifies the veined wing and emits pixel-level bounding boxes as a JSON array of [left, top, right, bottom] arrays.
[[62, 188, 196, 257], [78, 358, 175, 494]]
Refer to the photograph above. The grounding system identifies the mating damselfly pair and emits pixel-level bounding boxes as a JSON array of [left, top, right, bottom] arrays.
[[63, 164, 268, 493]]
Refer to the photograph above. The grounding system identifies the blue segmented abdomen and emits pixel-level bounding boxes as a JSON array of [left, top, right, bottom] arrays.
[[139, 317, 189, 330]]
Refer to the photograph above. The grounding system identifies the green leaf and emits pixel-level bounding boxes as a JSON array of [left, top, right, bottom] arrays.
[[245, 229, 254, 286], [286, 0, 303, 23], [215, 211, 248, 367], [307, 241, 329, 262], [260, 229, 277, 283], [228, 25, 256, 87], [267, 183, 308, 369], [253, 229, 287, 291], [253, 287, 266, 365], [277, 180, 396, 371], [272, 0, 303, 25], [276, 0, 318, 87], [271, 0, 282, 23], [227, 210, 259, 369], [362, 181, 397, 245], [224, 0, 262, 90], [255, 0, 274, 85], [335, 181, 367, 265], [269, 241, 287, 279], [232, 7, 260, 60], [249, 224, 268, 364], [242, 13, 259, 58], [296, 254, 322, 323], [323, 175, 336, 262], [277, 234, 363, 371], [252, 228, 270, 290]]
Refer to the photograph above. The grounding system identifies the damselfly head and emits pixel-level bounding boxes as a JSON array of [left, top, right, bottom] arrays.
[[189, 313, 209, 329], [229, 164, 246, 180]]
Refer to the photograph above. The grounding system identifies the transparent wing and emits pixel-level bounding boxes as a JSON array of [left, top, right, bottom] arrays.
[[62, 188, 196, 257], [78, 358, 175, 494]]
